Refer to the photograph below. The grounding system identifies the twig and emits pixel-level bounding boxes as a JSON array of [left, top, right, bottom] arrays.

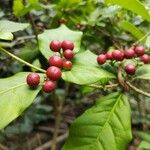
[[51, 93, 64, 150], [117, 62, 129, 91], [35, 133, 68, 150], [0, 143, 8, 150], [126, 81, 150, 98], [0, 35, 35, 48], [88, 83, 118, 90], [0, 47, 46, 73], [36, 126, 65, 134], [28, 13, 39, 42]]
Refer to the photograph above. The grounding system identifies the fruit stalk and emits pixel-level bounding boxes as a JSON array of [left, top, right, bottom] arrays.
[[0, 47, 46, 73]]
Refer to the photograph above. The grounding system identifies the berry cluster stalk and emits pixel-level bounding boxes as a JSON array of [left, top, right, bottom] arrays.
[[0, 47, 46, 73]]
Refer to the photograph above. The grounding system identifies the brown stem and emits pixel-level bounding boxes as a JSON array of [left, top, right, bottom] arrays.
[[51, 96, 64, 150], [0, 35, 35, 48], [88, 83, 118, 90], [35, 133, 68, 150], [117, 62, 129, 91], [126, 82, 150, 98], [28, 13, 39, 42]]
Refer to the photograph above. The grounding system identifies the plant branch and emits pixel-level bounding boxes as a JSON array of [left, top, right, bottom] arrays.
[[51, 91, 65, 150], [35, 133, 68, 150], [126, 81, 150, 98], [117, 62, 129, 91], [0, 35, 35, 48], [0, 47, 46, 73], [88, 83, 118, 90], [28, 13, 39, 42]]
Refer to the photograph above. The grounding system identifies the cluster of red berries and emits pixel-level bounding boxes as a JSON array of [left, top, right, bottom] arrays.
[[97, 46, 150, 75], [26, 40, 75, 93]]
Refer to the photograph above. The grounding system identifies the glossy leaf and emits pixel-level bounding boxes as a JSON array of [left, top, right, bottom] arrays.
[[62, 50, 115, 85], [119, 20, 144, 39], [62, 92, 132, 150], [105, 0, 150, 22], [135, 65, 150, 80], [0, 20, 29, 33], [0, 72, 44, 129], [0, 32, 13, 40], [38, 24, 83, 59]]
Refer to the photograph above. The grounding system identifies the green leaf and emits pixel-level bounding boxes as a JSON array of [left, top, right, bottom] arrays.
[[13, 0, 42, 16], [0, 72, 44, 129], [137, 131, 150, 142], [32, 59, 41, 72], [0, 20, 29, 33], [0, 32, 14, 40], [105, 0, 150, 22], [137, 141, 150, 150], [13, 0, 25, 16], [145, 36, 150, 49], [62, 92, 132, 150], [38, 25, 83, 59], [57, 0, 82, 8], [27, 0, 39, 4], [119, 20, 145, 39], [135, 65, 150, 80], [62, 50, 115, 85]]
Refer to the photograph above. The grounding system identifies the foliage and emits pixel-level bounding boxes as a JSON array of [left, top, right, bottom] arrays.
[[0, 0, 149, 149], [0, 72, 44, 129], [62, 92, 132, 150]]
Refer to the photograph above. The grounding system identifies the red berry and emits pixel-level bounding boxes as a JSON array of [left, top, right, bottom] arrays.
[[46, 66, 62, 81], [61, 40, 74, 50], [63, 49, 74, 60], [97, 54, 106, 64], [112, 50, 124, 61], [125, 64, 136, 75], [134, 46, 145, 56], [63, 60, 73, 70], [42, 80, 56, 93], [106, 52, 113, 60], [48, 55, 63, 68], [140, 54, 150, 64], [26, 73, 40, 87], [49, 40, 61, 52], [124, 48, 135, 59]]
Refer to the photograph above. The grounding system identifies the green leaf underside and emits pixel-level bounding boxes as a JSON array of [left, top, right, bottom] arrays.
[[119, 21, 144, 39], [135, 65, 150, 80], [62, 50, 115, 85], [38, 24, 83, 59], [0, 72, 45, 129], [62, 92, 132, 150], [0, 20, 29, 33], [105, 0, 150, 22]]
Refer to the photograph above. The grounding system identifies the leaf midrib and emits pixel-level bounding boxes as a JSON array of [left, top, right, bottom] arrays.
[[0, 83, 26, 95], [96, 94, 122, 148]]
